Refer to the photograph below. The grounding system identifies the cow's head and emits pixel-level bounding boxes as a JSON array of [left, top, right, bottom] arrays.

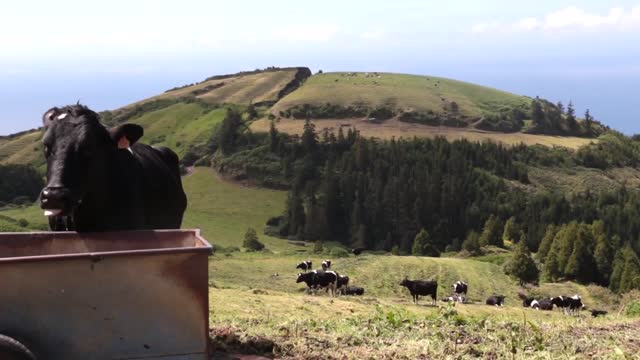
[[296, 273, 306, 283], [40, 104, 144, 223], [399, 277, 410, 287]]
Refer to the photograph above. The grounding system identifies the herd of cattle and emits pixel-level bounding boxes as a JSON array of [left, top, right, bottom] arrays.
[[295, 260, 607, 317]]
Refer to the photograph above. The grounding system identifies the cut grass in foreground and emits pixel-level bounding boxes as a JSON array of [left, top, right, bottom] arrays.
[[209, 288, 640, 359]]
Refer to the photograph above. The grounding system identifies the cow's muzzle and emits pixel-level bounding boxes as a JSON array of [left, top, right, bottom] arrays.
[[40, 186, 76, 216]]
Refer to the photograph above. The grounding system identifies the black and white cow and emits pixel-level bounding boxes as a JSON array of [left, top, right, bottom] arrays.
[[486, 295, 506, 306], [39, 104, 187, 231], [551, 295, 584, 314], [452, 281, 468, 303], [340, 286, 364, 296], [296, 270, 338, 296], [530, 299, 553, 311], [522, 297, 537, 307], [337, 274, 349, 290], [399, 277, 438, 305], [296, 260, 313, 272], [321, 260, 332, 271]]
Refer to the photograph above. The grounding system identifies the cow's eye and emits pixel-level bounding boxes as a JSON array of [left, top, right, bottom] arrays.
[[44, 145, 52, 158]]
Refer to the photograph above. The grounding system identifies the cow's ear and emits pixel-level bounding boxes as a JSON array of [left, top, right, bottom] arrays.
[[43, 108, 60, 127], [109, 124, 144, 148]]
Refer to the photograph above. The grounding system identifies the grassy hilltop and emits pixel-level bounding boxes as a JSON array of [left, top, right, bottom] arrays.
[[273, 72, 529, 118]]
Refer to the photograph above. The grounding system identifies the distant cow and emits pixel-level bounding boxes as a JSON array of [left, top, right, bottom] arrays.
[[321, 260, 332, 271], [591, 309, 608, 317], [296, 270, 338, 296], [551, 295, 584, 314], [486, 295, 506, 306], [337, 274, 349, 290], [452, 281, 468, 303], [531, 299, 554, 311], [296, 261, 312, 272], [340, 286, 364, 296], [352, 248, 364, 256], [399, 277, 438, 305]]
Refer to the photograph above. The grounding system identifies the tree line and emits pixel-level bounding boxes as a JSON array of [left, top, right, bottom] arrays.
[[212, 108, 640, 292]]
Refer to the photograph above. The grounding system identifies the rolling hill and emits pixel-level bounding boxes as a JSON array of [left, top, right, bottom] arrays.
[[273, 72, 530, 119]]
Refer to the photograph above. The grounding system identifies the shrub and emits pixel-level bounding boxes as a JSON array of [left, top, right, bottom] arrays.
[[625, 300, 640, 317], [329, 247, 350, 258], [243, 227, 265, 252], [17, 219, 28, 228]]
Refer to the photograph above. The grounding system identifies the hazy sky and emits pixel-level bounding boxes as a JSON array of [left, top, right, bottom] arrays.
[[1, 0, 639, 135]]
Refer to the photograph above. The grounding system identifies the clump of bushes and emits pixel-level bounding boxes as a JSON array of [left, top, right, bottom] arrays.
[[243, 227, 265, 252]]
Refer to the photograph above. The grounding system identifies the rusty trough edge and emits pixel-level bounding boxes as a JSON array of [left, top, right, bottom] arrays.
[[0, 229, 213, 264]]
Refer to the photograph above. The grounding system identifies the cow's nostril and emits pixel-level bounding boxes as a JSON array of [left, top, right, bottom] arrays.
[[43, 190, 50, 196], [42, 199, 48, 203]]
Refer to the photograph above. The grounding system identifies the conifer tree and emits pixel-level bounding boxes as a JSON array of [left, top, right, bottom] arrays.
[[480, 214, 503, 247], [412, 228, 439, 257], [537, 224, 558, 262], [593, 223, 613, 285], [619, 243, 640, 293], [502, 216, 520, 243], [505, 232, 540, 285], [462, 231, 481, 255], [565, 224, 596, 283]]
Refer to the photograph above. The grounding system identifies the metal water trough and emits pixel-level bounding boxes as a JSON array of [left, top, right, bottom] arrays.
[[0, 229, 212, 359]]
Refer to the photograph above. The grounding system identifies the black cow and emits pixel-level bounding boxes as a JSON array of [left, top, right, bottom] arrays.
[[39, 104, 187, 231], [340, 286, 364, 296], [591, 309, 608, 317], [296, 260, 312, 272], [352, 247, 364, 256], [296, 270, 338, 296], [531, 299, 554, 311], [452, 281, 468, 303], [321, 260, 332, 271], [399, 277, 438, 305], [486, 295, 506, 306]]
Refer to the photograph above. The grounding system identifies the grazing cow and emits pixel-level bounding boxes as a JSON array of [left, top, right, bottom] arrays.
[[39, 104, 187, 231], [486, 295, 506, 306], [591, 309, 608, 317], [452, 281, 468, 303], [339, 286, 365, 296], [352, 247, 364, 256], [321, 260, 332, 271], [531, 299, 554, 311], [296, 260, 312, 272], [399, 277, 438, 305], [296, 270, 338, 296], [337, 274, 350, 290], [551, 295, 584, 314], [566, 295, 585, 314]]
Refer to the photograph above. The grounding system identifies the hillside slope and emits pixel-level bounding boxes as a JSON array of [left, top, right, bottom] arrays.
[[273, 72, 529, 119]]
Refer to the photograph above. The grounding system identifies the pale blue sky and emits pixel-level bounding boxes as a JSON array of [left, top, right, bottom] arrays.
[[1, 0, 639, 134]]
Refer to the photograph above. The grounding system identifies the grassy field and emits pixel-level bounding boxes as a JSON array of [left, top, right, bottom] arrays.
[[273, 72, 530, 118], [252, 118, 595, 150], [125, 68, 302, 109], [126, 103, 226, 157], [181, 167, 288, 252], [208, 252, 639, 359]]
